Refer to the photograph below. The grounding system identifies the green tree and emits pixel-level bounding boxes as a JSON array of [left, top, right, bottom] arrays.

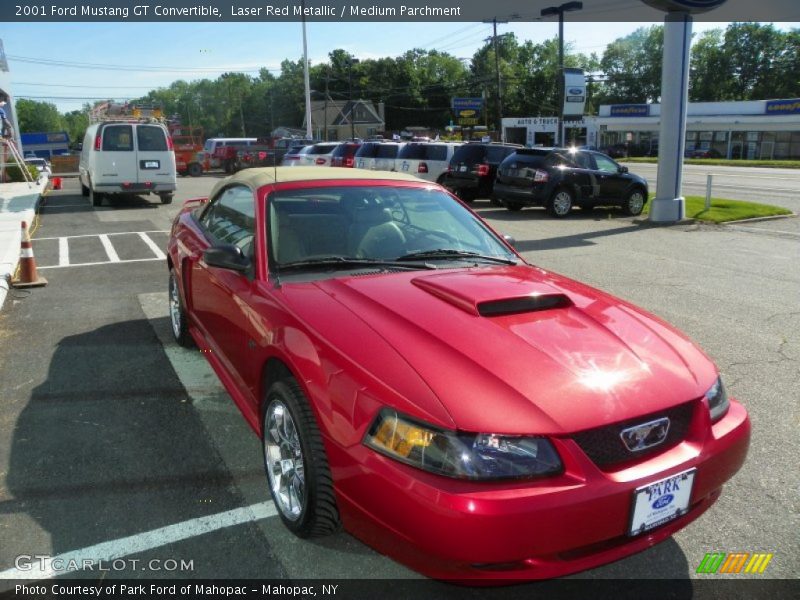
[[595, 26, 663, 104], [15, 99, 63, 133], [62, 109, 89, 147]]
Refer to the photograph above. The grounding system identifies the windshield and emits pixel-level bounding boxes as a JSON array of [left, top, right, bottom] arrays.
[[268, 185, 516, 271]]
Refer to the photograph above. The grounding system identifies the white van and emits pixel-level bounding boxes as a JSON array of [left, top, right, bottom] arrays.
[[396, 142, 462, 183], [80, 121, 177, 207]]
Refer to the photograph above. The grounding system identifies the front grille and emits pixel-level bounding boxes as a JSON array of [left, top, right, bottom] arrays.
[[572, 401, 696, 469]]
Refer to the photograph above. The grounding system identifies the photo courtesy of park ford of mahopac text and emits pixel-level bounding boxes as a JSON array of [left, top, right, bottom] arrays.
[[1, 0, 799, 599]]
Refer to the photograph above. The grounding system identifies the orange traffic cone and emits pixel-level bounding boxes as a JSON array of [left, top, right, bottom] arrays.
[[52, 176, 62, 190], [11, 221, 47, 288]]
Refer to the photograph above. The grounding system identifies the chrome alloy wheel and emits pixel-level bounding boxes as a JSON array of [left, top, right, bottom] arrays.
[[264, 400, 306, 521], [552, 190, 573, 216], [627, 190, 645, 215], [168, 273, 182, 340]]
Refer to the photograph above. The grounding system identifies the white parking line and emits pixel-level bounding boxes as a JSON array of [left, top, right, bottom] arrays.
[[139, 231, 167, 260], [35, 230, 169, 241], [0, 502, 278, 580], [58, 237, 69, 267], [99, 234, 121, 262], [39, 257, 162, 270]]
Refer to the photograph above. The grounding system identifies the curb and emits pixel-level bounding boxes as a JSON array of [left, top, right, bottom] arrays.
[[720, 213, 797, 225], [0, 188, 44, 312]]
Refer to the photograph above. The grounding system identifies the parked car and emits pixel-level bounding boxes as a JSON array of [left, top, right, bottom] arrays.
[[281, 144, 313, 167], [396, 142, 461, 183], [166, 166, 749, 582], [373, 142, 405, 171], [439, 142, 523, 201], [79, 120, 177, 207], [24, 157, 51, 178], [330, 142, 362, 168], [354, 141, 382, 170], [303, 142, 340, 167], [685, 147, 722, 159], [602, 143, 629, 159], [493, 147, 649, 217]]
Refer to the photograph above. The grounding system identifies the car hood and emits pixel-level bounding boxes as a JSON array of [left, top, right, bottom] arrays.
[[308, 265, 717, 435]]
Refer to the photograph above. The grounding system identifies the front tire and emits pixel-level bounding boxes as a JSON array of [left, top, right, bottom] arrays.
[[263, 379, 341, 538], [188, 162, 203, 177], [547, 188, 574, 218], [168, 269, 193, 347], [622, 188, 646, 216]]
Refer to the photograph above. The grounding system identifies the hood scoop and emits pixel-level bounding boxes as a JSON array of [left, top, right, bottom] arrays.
[[477, 294, 571, 316], [412, 270, 572, 317]]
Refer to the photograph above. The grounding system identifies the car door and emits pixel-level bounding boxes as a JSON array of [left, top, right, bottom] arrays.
[[570, 151, 600, 202], [190, 184, 261, 400], [592, 152, 630, 200], [135, 124, 175, 188]]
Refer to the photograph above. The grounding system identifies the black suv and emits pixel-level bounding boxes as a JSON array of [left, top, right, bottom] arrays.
[[493, 147, 649, 218], [440, 142, 523, 202]]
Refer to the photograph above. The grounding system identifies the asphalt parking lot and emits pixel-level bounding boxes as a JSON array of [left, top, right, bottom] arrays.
[[0, 176, 797, 596]]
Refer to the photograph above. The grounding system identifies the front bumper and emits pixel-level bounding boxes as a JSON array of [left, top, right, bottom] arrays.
[[330, 399, 750, 581]]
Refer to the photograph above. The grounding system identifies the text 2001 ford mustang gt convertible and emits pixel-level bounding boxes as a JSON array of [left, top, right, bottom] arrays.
[[167, 167, 749, 581]]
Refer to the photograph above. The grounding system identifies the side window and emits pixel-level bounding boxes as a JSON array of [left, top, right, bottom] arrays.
[[199, 185, 256, 256], [102, 125, 133, 151], [574, 152, 594, 169], [137, 126, 168, 151], [594, 154, 619, 173]]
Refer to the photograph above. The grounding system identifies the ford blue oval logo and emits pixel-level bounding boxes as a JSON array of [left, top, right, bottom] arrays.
[[568, 88, 583, 95], [652, 494, 674, 509]]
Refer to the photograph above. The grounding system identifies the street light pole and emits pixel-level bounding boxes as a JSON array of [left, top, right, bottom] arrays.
[[541, 2, 583, 147]]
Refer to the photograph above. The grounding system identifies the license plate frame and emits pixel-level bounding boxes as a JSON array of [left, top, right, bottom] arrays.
[[628, 468, 696, 536]]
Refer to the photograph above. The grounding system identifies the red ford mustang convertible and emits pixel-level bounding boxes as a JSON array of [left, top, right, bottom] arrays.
[[167, 167, 750, 581]]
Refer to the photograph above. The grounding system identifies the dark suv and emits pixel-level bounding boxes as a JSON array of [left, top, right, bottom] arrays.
[[493, 147, 649, 218], [439, 142, 523, 202]]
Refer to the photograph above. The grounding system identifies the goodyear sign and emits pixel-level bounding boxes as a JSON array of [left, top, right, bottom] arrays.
[[452, 97, 483, 126], [610, 104, 650, 117], [765, 98, 800, 115]]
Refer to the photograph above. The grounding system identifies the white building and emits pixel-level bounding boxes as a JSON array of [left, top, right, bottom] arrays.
[[503, 98, 800, 159]]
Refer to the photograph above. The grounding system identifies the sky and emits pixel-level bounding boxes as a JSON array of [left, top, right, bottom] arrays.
[[1, 19, 797, 114]]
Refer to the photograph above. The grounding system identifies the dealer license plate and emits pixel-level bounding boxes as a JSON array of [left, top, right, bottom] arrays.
[[142, 160, 159, 169], [629, 468, 695, 536]]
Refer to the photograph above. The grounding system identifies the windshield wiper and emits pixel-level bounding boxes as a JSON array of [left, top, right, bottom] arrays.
[[279, 256, 436, 271], [396, 249, 517, 265]]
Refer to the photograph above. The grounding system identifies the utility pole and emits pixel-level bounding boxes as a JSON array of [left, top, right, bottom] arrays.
[[348, 58, 359, 140], [324, 68, 330, 141], [483, 18, 508, 141]]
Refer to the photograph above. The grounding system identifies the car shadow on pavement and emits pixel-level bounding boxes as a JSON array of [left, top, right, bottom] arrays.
[[511, 223, 647, 253], [473, 204, 635, 222], [4, 318, 287, 578]]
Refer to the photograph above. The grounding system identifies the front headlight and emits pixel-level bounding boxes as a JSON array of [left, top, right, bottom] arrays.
[[705, 377, 729, 422], [364, 409, 563, 480]]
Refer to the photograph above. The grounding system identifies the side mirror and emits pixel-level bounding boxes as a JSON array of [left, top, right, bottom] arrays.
[[618, 165, 629, 174], [503, 234, 516, 248], [203, 244, 250, 273]]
